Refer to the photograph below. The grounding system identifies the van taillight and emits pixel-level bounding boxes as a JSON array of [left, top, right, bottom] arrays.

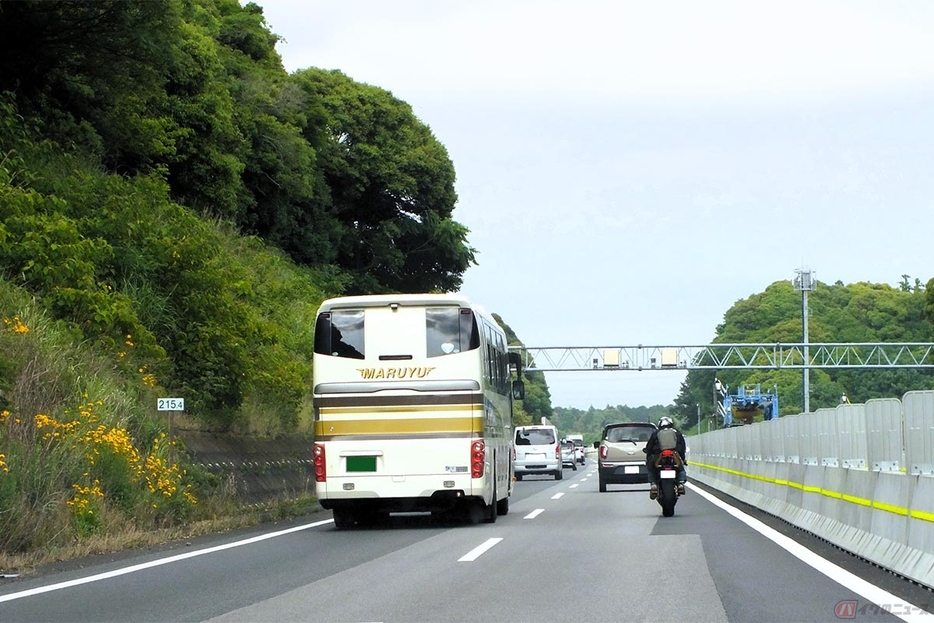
[[600, 445, 607, 460], [313, 443, 326, 482], [471, 440, 485, 478], [554, 444, 561, 459]]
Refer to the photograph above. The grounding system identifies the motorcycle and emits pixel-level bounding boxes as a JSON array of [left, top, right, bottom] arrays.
[[653, 449, 685, 517]]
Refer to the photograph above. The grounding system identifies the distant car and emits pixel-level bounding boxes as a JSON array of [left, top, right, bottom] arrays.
[[596, 422, 658, 492], [560, 439, 578, 471], [569, 437, 586, 465], [514, 424, 562, 480]]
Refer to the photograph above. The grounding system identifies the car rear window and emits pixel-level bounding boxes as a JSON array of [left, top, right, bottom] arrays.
[[605, 426, 654, 443], [515, 428, 556, 445]]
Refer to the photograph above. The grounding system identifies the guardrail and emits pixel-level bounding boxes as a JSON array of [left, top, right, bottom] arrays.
[[687, 390, 934, 590]]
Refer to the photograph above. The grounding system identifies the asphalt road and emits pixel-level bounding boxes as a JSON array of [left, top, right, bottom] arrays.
[[1, 463, 932, 622]]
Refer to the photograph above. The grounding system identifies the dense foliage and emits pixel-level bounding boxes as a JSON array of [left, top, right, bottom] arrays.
[[0, 0, 483, 555], [0, 0, 476, 426], [671, 278, 934, 429]]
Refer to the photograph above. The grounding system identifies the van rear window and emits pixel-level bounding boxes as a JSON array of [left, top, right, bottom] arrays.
[[515, 428, 556, 446]]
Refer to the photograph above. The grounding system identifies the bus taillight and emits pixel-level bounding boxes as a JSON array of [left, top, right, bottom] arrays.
[[313, 443, 326, 482], [471, 440, 485, 478]]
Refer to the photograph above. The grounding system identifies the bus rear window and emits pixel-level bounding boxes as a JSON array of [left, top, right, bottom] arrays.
[[314, 310, 365, 359], [426, 307, 479, 358]]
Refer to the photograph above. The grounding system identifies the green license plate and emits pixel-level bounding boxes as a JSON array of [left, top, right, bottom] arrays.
[[346, 456, 377, 472]]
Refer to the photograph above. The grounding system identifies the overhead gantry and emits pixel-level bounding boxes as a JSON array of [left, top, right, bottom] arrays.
[[509, 343, 934, 372]]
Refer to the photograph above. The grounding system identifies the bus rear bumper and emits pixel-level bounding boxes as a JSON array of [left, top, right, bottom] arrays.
[[317, 474, 486, 511]]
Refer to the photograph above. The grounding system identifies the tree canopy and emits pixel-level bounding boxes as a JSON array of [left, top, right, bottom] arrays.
[[0, 0, 477, 425]]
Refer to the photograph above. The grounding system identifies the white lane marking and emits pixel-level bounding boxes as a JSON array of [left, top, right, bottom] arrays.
[[551, 492, 565, 499], [580, 478, 589, 482], [458, 538, 503, 562], [691, 483, 933, 623], [569, 484, 580, 489], [0, 518, 335, 604], [524, 508, 545, 519]]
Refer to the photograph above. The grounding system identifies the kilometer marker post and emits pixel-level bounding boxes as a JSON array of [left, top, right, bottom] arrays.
[[157, 398, 185, 464]]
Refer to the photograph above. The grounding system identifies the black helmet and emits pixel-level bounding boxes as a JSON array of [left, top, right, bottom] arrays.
[[658, 416, 674, 428]]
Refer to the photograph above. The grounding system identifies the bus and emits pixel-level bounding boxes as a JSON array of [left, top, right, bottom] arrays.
[[312, 293, 524, 528]]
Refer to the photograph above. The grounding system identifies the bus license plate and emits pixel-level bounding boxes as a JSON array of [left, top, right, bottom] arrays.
[[346, 456, 377, 472]]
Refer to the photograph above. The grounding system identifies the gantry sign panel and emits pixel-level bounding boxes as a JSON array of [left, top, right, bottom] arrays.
[[510, 343, 934, 373]]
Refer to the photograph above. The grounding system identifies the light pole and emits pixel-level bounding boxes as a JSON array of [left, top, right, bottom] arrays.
[[793, 267, 815, 413]]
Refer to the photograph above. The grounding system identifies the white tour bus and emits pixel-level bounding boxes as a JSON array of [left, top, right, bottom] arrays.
[[312, 293, 524, 528]]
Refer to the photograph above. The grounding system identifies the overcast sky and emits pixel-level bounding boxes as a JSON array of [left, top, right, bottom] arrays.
[[255, 1, 934, 409]]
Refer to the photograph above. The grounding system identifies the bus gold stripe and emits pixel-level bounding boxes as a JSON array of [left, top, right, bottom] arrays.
[[315, 394, 483, 408], [320, 404, 478, 416], [315, 416, 484, 437]]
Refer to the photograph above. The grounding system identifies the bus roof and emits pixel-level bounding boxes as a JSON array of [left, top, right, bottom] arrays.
[[318, 293, 473, 311], [317, 294, 502, 335]]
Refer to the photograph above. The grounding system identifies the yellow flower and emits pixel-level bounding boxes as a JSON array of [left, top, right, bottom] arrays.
[[3, 316, 29, 333]]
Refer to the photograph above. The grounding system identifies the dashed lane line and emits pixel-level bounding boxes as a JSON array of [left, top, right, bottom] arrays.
[[457, 538, 503, 562]]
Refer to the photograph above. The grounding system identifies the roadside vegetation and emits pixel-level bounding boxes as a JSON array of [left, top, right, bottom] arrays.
[[0, 0, 509, 571]]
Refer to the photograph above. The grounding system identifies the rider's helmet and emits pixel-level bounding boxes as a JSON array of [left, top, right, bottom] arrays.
[[657, 416, 674, 429]]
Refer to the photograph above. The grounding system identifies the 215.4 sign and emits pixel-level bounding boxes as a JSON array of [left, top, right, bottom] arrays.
[[157, 398, 185, 411]]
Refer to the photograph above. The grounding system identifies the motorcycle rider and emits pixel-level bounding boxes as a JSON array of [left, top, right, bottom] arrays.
[[643, 416, 687, 499]]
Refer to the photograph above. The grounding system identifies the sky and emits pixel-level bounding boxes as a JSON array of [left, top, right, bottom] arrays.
[[255, 1, 934, 409]]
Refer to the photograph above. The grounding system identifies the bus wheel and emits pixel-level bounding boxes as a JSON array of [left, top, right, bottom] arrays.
[[332, 508, 355, 530], [466, 501, 485, 525], [483, 489, 497, 524], [496, 494, 509, 516]]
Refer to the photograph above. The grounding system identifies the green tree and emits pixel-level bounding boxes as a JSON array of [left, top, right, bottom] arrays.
[[290, 68, 476, 294]]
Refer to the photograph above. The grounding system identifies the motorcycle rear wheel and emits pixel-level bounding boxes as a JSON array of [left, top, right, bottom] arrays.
[[659, 480, 676, 517]]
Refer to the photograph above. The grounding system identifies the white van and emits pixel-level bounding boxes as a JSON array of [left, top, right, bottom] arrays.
[[514, 425, 562, 480]]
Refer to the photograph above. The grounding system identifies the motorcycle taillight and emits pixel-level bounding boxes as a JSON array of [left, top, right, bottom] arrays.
[[660, 449, 675, 457]]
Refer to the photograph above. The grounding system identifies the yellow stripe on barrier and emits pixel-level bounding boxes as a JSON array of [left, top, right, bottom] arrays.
[[873, 500, 909, 517], [841, 493, 872, 507], [690, 460, 930, 522]]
